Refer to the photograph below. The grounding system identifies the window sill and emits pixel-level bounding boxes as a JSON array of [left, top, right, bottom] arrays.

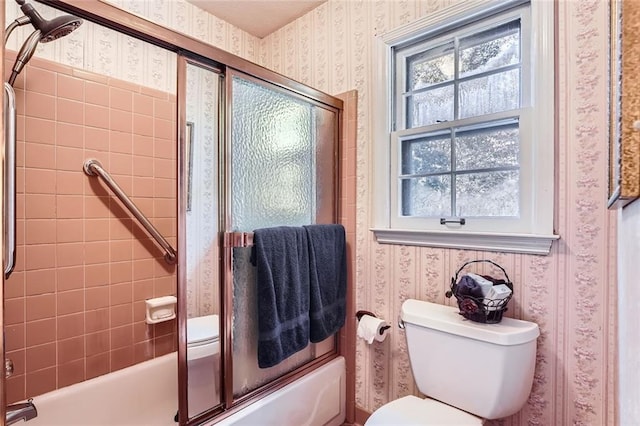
[[371, 228, 559, 255]]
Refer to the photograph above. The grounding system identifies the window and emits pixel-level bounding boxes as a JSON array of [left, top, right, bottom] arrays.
[[372, 0, 558, 255]]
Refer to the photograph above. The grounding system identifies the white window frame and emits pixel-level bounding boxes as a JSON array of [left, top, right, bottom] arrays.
[[371, 0, 558, 255]]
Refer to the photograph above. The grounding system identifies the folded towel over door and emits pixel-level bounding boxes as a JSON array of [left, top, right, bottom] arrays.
[[252, 226, 310, 368], [304, 224, 347, 342]]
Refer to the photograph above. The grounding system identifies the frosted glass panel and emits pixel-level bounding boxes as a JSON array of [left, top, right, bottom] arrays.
[[232, 247, 314, 398], [231, 76, 315, 230], [230, 75, 335, 401], [456, 171, 519, 216], [401, 176, 451, 217]]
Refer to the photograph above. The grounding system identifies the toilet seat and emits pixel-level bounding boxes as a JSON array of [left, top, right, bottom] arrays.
[[365, 395, 483, 426], [187, 314, 220, 360]]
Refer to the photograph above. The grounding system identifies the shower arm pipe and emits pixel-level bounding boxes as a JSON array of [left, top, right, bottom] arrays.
[[4, 83, 17, 279], [8, 29, 42, 86], [83, 159, 177, 264]]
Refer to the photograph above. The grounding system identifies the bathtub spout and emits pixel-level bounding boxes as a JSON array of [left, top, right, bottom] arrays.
[[6, 399, 37, 425]]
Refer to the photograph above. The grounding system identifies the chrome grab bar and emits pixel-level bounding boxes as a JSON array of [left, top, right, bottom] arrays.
[[4, 82, 17, 278], [83, 159, 177, 264]]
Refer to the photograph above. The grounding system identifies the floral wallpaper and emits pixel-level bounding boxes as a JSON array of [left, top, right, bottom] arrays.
[[3, 0, 620, 423], [260, 0, 618, 424], [105, 0, 259, 63]]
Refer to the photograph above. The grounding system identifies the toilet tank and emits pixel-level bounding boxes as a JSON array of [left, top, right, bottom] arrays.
[[401, 299, 539, 420]]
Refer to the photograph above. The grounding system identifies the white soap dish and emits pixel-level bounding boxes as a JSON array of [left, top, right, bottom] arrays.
[[145, 295, 177, 324]]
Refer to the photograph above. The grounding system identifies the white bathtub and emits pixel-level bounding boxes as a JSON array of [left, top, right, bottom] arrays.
[[18, 354, 345, 426], [211, 357, 346, 426], [23, 353, 179, 426]]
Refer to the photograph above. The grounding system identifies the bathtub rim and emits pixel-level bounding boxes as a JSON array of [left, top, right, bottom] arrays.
[[187, 351, 342, 425]]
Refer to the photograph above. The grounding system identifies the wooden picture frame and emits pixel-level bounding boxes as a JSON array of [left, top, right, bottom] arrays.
[[609, 0, 640, 208]]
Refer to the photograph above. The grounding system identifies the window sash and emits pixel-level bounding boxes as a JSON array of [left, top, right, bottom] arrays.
[[393, 6, 530, 132], [390, 108, 535, 234], [372, 0, 556, 253], [399, 118, 520, 180], [391, 6, 531, 231]]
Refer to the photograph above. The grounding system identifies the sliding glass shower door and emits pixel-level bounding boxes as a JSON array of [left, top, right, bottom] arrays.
[[226, 71, 339, 401]]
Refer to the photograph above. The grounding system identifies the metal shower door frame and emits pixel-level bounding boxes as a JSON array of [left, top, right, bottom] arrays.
[[219, 67, 341, 413]]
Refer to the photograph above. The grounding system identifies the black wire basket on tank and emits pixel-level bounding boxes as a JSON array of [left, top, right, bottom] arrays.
[[445, 260, 514, 324]]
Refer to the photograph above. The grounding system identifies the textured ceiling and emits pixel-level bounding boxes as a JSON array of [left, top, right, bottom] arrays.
[[186, 0, 326, 38]]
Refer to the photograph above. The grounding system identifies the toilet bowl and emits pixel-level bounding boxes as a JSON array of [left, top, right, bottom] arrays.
[[187, 314, 220, 361], [365, 299, 539, 425], [187, 314, 220, 416], [367, 395, 483, 425]]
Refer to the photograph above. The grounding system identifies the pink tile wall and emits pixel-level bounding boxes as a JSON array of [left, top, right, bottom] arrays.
[[4, 51, 177, 403]]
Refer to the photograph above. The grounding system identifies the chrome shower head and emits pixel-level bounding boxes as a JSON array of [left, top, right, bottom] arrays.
[[17, 0, 83, 43], [34, 14, 83, 43], [7, 0, 83, 86]]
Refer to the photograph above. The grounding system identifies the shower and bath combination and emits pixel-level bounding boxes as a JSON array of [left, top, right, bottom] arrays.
[[0, 1, 346, 423], [3, 1, 82, 424]]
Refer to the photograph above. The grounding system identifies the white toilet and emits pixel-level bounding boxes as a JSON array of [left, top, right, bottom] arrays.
[[366, 299, 540, 425], [187, 314, 220, 416]]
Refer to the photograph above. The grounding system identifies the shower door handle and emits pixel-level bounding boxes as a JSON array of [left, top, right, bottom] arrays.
[[4, 82, 17, 279]]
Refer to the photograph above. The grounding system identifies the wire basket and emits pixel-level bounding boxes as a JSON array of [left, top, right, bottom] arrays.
[[445, 260, 513, 324]]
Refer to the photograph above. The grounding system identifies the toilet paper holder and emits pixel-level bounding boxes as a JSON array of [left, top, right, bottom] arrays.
[[355, 310, 391, 335]]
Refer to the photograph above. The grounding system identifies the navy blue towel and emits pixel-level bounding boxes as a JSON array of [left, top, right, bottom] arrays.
[[252, 226, 310, 368], [304, 224, 347, 342]]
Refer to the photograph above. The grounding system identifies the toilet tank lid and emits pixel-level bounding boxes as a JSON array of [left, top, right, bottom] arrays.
[[187, 314, 219, 345], [401, 299, 539, 346]]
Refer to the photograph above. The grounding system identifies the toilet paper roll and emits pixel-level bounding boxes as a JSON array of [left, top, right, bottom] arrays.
[[357, 314, 389, 344]]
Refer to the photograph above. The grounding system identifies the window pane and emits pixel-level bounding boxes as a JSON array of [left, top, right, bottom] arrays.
[[459, 20, 520, 78], [401, 176, 451, 216], [458, 68, 520, 118], [408, 84, 454, 127], [402, 134, 451, 175], [455, 123, 519, 171], [456, 170, 519, 216], [408, 42, 455, 90]]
